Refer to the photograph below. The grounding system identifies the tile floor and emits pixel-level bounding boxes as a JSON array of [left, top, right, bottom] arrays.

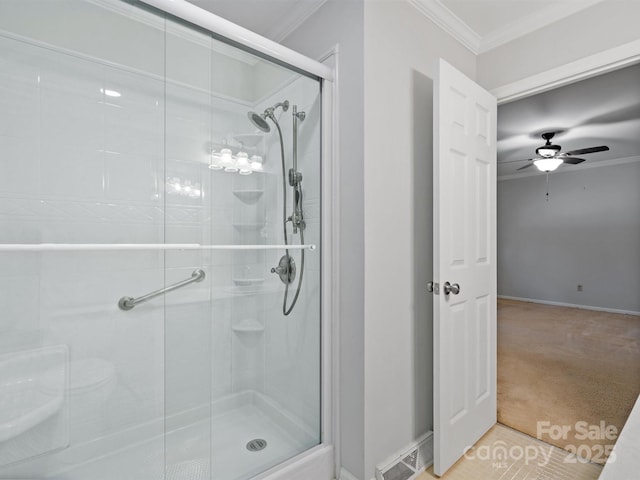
[[418, 424, 602, 480]]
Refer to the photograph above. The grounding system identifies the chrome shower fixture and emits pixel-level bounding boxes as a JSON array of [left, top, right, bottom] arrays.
[[271, 255, 296, 284], [247, 100, 290, 133], [247, 99, 306, 316]]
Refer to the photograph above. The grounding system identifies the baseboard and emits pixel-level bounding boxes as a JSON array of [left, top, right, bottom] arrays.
[[339, 467, 360, 480], [498, 295, 640, 316]]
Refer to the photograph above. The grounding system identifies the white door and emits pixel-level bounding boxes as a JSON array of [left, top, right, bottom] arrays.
[[433, 58, 497, 476]]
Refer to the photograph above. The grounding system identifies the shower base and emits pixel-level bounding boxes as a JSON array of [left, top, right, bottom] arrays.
[[3, 391, 317, 480]]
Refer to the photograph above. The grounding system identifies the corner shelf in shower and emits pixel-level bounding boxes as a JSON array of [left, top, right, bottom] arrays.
[[232, 223, 264, 231], [233, 278, 265, 287], [232, 319, 265, 333], [232, 133, 265, 147], [221, 284, 280, 297], [232, 189, 264, 203]]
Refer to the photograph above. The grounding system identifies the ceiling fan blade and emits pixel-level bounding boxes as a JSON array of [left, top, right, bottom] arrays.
[[562, 157, 586, 165], [563, 145, 609, 156], [499, 158, 534, 165], [517, 163, 535, 171]]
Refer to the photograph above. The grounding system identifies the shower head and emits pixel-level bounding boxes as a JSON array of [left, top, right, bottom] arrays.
[[247, 100, 290, 133], [248, 111, 271, 133]]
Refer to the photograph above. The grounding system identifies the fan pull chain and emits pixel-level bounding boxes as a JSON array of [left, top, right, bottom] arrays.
[[545, 172, 550, 201]]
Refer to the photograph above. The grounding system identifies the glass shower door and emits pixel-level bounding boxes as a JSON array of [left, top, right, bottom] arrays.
[[0, 1, 323, 479], [0, 1, 170, 478]]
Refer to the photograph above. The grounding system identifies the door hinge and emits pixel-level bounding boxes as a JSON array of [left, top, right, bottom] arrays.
[[427, 281, 440, 295]]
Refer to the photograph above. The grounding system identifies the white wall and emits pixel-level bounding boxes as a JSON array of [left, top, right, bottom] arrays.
[[498, 161, 640, 314], [477, 0, 640, 91], [363, 2, 475, 478], [282, 2, 366, 478]]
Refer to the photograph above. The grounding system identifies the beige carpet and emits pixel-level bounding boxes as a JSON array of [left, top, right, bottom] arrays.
[[418, 424, 601, 480], [497, 298, 640, 464]]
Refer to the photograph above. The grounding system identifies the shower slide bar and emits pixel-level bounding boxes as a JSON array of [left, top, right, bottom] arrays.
[[118, 269, 205, 311], [0, 243, 316, 252]]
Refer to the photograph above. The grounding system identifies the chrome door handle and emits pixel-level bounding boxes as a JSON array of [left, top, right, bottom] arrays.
[[443, 282, 460, 295]]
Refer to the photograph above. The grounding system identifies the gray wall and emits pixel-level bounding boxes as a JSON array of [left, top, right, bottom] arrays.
[[282, 2, 366, 478], [498, 161, 640, 313]]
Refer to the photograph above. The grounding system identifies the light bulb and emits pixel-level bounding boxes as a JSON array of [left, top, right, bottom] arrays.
[[100, 88, 121, 98], [221, 148, 238, 172], [209, 152, 223, 170], [236, 152, 249, 168], [250, 155, 263, 172], [236, 151, 251, 175]]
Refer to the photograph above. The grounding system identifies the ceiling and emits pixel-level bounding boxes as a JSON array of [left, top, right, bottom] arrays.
[[185, 0, 326, 42], [441, 0, 566, 38], [497, 63, 640, 178], [187, 0, 607, 54]]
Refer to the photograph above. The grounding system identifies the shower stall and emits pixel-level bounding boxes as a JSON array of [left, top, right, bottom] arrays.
[[0, 1, 333, 479]]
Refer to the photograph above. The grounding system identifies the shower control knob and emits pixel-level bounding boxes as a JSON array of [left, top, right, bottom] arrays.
[[271, 255, 296, 285]]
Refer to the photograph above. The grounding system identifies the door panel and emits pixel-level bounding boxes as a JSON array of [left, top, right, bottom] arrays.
[[433, 58, 497, 476]]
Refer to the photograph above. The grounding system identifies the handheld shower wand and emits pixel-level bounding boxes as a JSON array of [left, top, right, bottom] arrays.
[[248, 100, 306, 316]]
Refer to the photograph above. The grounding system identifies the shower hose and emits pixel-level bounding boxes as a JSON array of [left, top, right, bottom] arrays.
[[272, 119, 304, 316]]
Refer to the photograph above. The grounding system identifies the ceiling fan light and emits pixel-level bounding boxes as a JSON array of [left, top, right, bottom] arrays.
[[536, 144, 561, 158], [534, 158, 563, 172]]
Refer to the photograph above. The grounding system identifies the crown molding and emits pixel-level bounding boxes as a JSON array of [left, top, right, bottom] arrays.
[[408, 0, 481, 54], [478, 0, 607, 54], [268, 0, 328, 43], [409, 0, 607, 55]]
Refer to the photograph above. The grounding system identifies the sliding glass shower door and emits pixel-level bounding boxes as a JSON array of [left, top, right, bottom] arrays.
[[0, 1, 321, 479]]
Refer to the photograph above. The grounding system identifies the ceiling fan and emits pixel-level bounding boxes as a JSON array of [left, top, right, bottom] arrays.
[[517, 132, 609, 172]]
